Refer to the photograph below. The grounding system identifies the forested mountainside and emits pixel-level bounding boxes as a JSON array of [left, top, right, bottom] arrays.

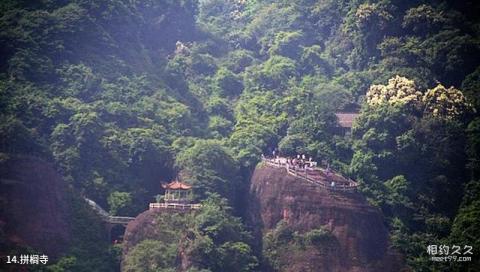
[[0, 0, 479, 271]]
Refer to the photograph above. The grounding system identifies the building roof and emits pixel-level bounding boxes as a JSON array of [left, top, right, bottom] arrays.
[[335, 113, 359, 128], [162, 181, 192, 190]]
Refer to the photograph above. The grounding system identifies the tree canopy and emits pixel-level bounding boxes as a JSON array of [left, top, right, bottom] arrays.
[[1, 0, 479, 270]]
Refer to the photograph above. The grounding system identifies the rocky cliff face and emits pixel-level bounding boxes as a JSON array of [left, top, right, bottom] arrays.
[[0, 156, 72, 259], [122, 163, 406, 272], [247, 164, 406, 272], [0, 156, 118, 271], [122, 208, 188, 257], [121, 208, 195, 272]]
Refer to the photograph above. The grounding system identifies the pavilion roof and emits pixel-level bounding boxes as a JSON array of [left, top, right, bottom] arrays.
[[335, 113, 359, 128], [162, 181, 192, 190]]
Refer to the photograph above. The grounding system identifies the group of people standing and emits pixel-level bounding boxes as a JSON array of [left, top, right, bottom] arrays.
[[267, 149, 338, 186], [270, 149, 318, 169], [264, 149, 356, 189], [285, 154, 317, 169]]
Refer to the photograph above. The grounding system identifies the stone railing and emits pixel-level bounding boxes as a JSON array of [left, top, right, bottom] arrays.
[[108, 216, 136, 225], [149, 202, 202, 210], [262, 157, 358, 192]]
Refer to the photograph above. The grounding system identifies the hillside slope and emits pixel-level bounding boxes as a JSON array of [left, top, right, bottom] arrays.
[[121, 208, 194, 272], [0, 156, 118, 271], [0, 156, 72, 258]]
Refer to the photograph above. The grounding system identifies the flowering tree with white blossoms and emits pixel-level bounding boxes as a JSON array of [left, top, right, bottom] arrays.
[[366, 75, 423, 107], [366, 75, 472, 119], [423, 84, 472, 119]]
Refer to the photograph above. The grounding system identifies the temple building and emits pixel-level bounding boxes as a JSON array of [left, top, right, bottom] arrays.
[[335, 112, 359, 136], [162, 180, 193, 204], [149, 180, 201, 210]]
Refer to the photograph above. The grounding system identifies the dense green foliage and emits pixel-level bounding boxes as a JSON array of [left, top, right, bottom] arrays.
[[62, 193, 120, 271], [123, 196, 257, 272], [263, 221, 336, 271], [351, 76, 475, 270], [1, 0, 479, 271], [175, 139, 242, 206]]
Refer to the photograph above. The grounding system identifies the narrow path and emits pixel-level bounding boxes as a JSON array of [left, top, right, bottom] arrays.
[[83, 197, 135, 225]]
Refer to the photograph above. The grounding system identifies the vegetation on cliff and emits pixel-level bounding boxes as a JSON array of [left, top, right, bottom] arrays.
[[123, 196, 257, 272], [1, 0, 479, 271], [263, 221, 336, 271]]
